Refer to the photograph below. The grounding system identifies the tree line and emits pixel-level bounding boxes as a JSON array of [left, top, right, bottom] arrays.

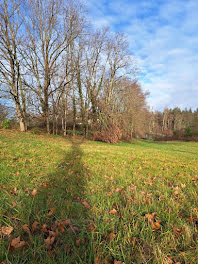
[[151, 108, 198, 138], [0, 0, 197, 142]]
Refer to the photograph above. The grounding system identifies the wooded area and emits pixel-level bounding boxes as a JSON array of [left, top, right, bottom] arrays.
[[0, 0, 197, 143]]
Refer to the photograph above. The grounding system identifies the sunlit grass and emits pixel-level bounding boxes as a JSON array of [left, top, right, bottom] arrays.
[[0, 130, 198, 263]]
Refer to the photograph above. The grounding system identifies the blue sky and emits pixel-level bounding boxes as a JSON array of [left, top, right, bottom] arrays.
[[86, 0, 198, 111]]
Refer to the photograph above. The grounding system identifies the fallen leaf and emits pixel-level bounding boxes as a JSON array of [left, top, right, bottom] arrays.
[[165, 257, 173, 264], [82, 199, 91, 209], [22, 224, 30, 234], [115, 188, 122, 193], [130, 237, 137, 244], [173, 227, 182, 233], [44, 236, 55, 249], [48, 208, 56, 216], [145, 212, 157, 222], [1, 226, 13, 236], [151, 220, 161, 230], [11, 236, 20, 246], [173, 190, 179, 196], [32, 221, 39, 232], [11, 187, 17, 195], [76, 239, 80, 247], [31, 189, 37, 196], [63, 218, 71, 226], [109, 209, 117, 215], [49, 230, 56, 237], [95, 256, 100, 264], [108, 232, 116, 241], [89, 224, 96, 231], [68, 225, 79, 234], [9, 201, 16, 209], [10, 236, 27, 249], [41, 224, 48, 232], [58, 222, 65, 233], [114, 261, 125, 264]]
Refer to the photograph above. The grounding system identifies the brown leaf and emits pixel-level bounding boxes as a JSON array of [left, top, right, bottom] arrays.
[[95, 256, 100, 264], [130, 237, 137, 244], [173, 227, 182, 233], [173, 190, 179, 196], [31, 189, 38, 196], [32, 221, 39, 232], [76, 238, 80, 247], [115, 188, 122, 193], [82, 199, 91, 209], [63, 218, 71, 226], [109, 209, 117, 215], [11, 236, 20, 247], [48, 208, 56, 216], [58, 222, 65, 233], [187, 217, 196, 223], [107, 191, 113, 196], [9, 201, 16, 209], [48, 230, 56, 237], [41, 224, 48, 233], [22, 224, 30, 234], [14, 241, 27, 249], [68, 225, 79, 234], [145, 212, 157, 222], [165, 257, 173, 264], [10, 236, 26, 249], [151, 220, 161, 230], [44, 236, 55, 249], [1, 226, 13, 236], [89, 224, 96, 231], [114, 261, 125, 264], [108, 232, 116, 241], [11, 187, 17, 195]]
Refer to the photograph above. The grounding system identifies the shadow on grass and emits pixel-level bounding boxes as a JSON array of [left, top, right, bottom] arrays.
[[6, 139, 94, 264]]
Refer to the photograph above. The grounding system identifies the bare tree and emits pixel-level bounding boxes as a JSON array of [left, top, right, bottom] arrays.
[[21, 0, 84, 133], [0, 0, 27, 131]]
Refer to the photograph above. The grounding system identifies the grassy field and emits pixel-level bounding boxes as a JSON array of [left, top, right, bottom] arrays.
[[0, 130, 198, 264]]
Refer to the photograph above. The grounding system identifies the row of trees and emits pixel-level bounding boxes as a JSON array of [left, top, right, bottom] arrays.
[[0, 0, 150, 142], [1, 1, 196, 142], [151, 108, 198, 137]]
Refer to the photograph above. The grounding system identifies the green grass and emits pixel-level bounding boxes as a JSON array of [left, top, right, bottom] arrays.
[[0, 130, 198, 264]]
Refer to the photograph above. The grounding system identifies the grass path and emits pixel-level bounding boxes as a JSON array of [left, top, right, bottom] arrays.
[[0, 130, 198, 263]]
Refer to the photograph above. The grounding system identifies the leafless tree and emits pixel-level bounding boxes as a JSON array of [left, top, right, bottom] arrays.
[[0, 0, 27, 131], [21, 0, 84, 133]]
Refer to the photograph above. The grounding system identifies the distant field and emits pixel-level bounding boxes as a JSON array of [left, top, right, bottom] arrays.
[[0, 130, 198, 264]]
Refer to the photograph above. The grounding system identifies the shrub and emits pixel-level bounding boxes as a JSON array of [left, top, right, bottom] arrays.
[[185, 126, 192, 136], [93, 124, 122, 144], [31, 127, 41, 134], [66, 130, 84, 136], [2, 119, 10, 129]]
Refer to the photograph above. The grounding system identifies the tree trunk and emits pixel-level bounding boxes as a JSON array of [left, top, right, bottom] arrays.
[[72, 95, 76, 137], [46, 113, 50, 134], [43, 102, 50, 134], [55, 115, 58, 135], [16, 103, 26, 132]]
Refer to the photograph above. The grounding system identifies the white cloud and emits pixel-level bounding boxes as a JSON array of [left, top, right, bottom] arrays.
[[87, 0, 198, 110]]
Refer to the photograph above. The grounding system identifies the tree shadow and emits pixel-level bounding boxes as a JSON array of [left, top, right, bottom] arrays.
[[10, 139, 95, 264]]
